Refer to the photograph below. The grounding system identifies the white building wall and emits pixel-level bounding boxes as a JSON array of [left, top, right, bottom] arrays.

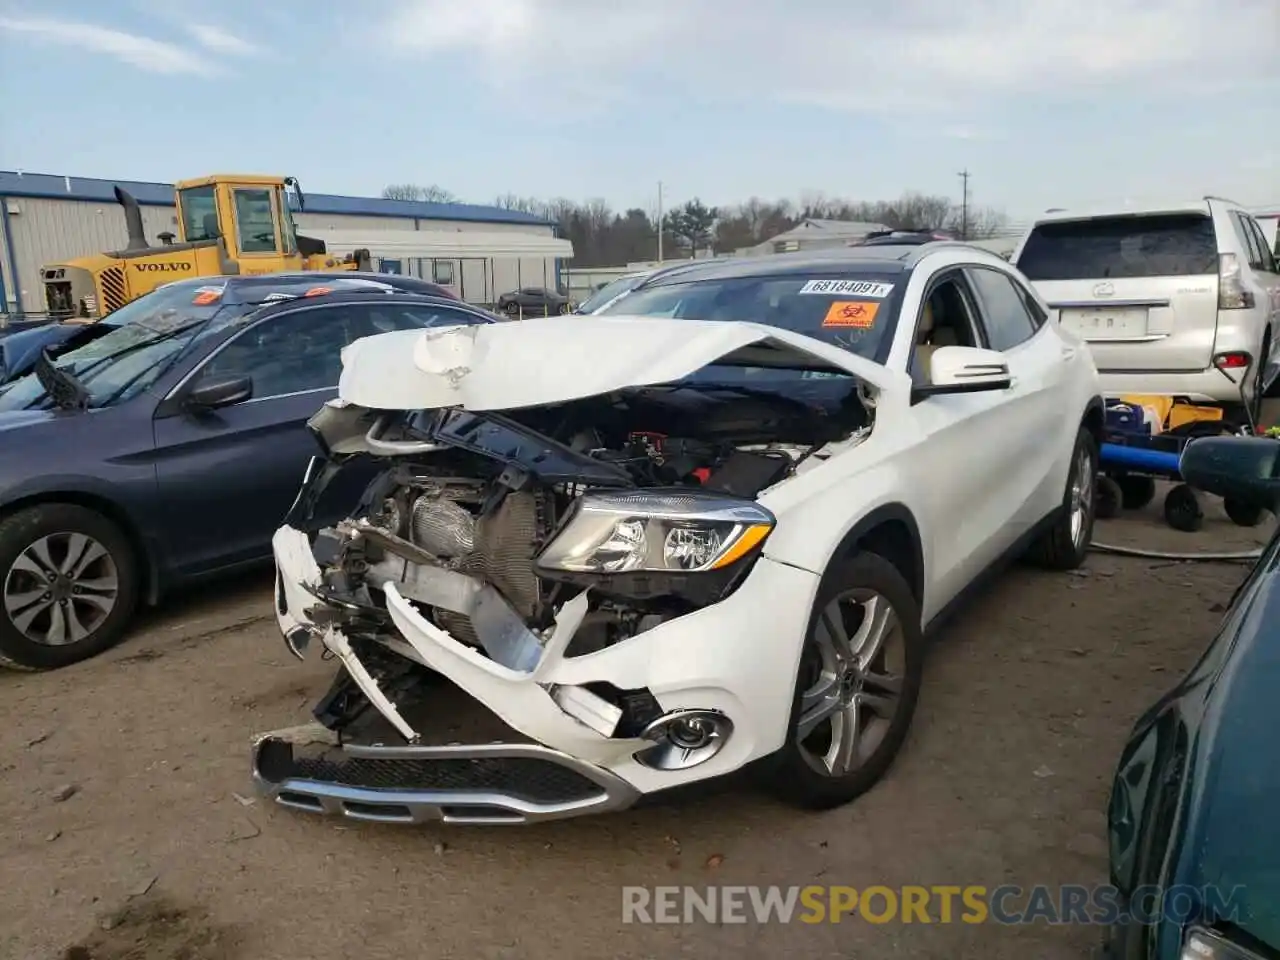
[[0, 197, 562, 313]]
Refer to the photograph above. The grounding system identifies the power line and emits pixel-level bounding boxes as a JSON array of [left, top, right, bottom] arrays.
[[957, 169, 971, 240]]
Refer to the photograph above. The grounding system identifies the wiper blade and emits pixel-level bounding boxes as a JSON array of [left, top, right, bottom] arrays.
[[35, 348, 90, 410], [74, 317, 210, 378]]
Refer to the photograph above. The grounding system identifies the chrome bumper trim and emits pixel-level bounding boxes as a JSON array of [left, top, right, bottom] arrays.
[[250, 723, 640, 825]]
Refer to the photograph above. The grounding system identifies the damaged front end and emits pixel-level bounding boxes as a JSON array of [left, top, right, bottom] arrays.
[[257, 332, 878, 824]]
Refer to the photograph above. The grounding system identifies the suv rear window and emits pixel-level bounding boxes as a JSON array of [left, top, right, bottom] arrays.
[[1017, 213, 1218, 281]]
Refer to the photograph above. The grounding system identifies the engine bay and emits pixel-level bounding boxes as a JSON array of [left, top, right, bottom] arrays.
[[292, 377, 874, 672]]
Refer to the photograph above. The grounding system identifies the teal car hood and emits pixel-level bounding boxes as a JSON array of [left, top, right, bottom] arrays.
[[1177, 575, 1280, 948]]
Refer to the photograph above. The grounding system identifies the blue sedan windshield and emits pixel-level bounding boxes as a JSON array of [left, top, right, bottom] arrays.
[[0, 286, 248, 411]]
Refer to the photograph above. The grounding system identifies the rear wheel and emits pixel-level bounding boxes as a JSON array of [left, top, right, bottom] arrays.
[[1163, 484, 1203, 532], [1095, 476, 1122, 520], [1030, 427, 1098, 569], [1117, 475, 1156, 511], [0, 504, 139, 670], [765, 553, 924, 810], [1223, 497, 1265, 527]]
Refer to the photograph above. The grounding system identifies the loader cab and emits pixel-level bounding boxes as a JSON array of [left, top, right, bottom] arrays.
[[174, 174, 303, 273]]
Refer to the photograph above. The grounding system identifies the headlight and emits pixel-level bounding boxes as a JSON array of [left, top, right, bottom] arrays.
[[535, 490, 775, 575], [1182, 929, 1269, 960]]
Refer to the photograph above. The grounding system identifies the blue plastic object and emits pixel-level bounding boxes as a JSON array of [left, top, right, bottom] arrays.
[[1100, 442, 1182, 473]]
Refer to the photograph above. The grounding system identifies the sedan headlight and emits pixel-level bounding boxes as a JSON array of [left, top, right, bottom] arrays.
[[536, 490, 775, 575]]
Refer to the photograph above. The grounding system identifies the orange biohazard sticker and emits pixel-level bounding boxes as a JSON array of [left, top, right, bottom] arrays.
[[822, 301, 879, 328]]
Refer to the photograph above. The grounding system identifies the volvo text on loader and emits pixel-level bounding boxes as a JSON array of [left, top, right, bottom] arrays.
[[40, 174, 372, 320]]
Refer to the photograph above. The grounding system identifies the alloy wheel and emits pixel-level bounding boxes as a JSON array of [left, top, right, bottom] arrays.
[[1070, 444, 1095, 550], [796, 589, 905, 778], [2, 533, 120, 646]]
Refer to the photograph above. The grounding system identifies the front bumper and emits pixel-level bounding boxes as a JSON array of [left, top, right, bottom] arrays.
[[261, 524, 821, 822], [252, 722, 639, 825]]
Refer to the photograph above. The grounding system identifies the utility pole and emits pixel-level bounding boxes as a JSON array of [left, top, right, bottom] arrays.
[[957, 169, 971, 240], [656, 180, 664, 263]]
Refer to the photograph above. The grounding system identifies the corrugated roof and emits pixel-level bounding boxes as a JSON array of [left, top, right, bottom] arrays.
[[0, 170, 554, 226]]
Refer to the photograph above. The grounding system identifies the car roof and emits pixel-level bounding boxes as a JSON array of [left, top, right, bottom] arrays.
[[639, 247, 913, 287], [1027, 199, 1225, 225], [246, 290, 497, 320], [636, 242, 1023, 289], [156, 271, 452, 296]]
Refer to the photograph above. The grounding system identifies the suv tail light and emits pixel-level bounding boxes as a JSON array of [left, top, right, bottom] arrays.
[[1218, 253, 1256, 310], [1213, 351, 1251, 370]]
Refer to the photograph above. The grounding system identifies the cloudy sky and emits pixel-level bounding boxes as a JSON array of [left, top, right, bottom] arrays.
[[1, 0, 1277, 219]]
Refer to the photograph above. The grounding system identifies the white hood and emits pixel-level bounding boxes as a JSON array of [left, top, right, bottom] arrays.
[[337, 314, 897, 411]]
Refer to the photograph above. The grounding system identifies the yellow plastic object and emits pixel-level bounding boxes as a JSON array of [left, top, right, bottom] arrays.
[[1119, 394, 1174, 427], [1167, 403, 1223, 430]]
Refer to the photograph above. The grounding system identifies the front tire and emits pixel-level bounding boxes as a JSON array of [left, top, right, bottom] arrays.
[[0, 504, 139, 670], [1029, 426, 1098, 570], [764, 553, 924, 811]]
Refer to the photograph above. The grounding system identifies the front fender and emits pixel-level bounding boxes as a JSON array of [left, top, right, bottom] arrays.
[[759, 453, 925, 594]]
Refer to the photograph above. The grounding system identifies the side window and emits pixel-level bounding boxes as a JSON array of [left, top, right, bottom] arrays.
[[233, 188, 279, 254], [1243, 217, 1278, 274], [353, 303, 483, 336], [192, 305, 364, 399], [1012, 276, 1049, 328], [967, 267, 1038, 352], [178, 186, 218, 242], [1230, 212, 1264, 270], [909, 272, 983, 385]]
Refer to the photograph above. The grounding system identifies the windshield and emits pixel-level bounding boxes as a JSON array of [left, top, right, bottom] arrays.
[[577, 275, 646, 314], [598, 272, 902, 373], [0, 284, 243, 411]]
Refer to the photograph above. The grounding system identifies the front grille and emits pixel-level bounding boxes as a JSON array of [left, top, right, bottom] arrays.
[[100, 267, 127, 313], [287, 753, 604, 804]]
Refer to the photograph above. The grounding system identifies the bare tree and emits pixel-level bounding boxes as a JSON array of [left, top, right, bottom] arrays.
[[382, 183, 458, 203]]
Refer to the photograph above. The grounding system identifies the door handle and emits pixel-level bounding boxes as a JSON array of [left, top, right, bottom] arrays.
[[1061, 345, 1078, 359]]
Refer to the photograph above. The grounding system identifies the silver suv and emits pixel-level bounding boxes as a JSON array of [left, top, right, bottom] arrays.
[[1012, 198, 1280, 426]]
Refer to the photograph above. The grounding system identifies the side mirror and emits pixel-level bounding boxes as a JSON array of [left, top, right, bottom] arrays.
[[1180, 436, 1280, 512], [911, 346, 1012, 402], [185, 375, 252, 411]]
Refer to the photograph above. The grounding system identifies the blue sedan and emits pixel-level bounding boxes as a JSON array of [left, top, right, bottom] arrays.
[[0, 275, 494, 670]]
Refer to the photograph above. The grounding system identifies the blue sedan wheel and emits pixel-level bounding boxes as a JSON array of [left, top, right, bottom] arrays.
[[0, 504, 140, 670]]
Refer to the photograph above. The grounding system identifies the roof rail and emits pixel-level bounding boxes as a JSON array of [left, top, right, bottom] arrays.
[[1045, 207, 1067, 213], [1204, 195, 1242, 206]]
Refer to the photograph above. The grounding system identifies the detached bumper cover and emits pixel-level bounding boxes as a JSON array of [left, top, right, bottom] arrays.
[[263, 524, 820, 819], [252, 722, 638, 825]]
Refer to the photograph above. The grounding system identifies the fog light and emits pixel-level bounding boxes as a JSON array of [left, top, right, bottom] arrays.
[[635, 709, 733, 770]]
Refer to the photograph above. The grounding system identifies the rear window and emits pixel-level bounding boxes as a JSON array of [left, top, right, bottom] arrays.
[[1017, 214, 1219, 281], [599, 272, 903, 363]]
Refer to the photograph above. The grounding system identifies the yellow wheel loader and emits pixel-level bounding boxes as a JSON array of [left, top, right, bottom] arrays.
[[40, 174, 373, 320]]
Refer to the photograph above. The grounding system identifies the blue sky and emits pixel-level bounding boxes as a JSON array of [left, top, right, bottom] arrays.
[[1, 0, 1277, 221]]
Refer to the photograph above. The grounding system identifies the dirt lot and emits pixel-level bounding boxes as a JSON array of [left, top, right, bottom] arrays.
[[1, 491, 1273, 960]]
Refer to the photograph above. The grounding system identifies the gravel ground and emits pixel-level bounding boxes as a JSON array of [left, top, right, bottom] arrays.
[[1, 490, 1273, 960]]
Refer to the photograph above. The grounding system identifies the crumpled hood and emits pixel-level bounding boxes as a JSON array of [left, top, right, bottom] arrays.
[[337, 314, 899, 412]]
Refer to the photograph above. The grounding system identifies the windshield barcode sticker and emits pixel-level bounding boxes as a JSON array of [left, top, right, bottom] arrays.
[[798, 280, 894, 298]]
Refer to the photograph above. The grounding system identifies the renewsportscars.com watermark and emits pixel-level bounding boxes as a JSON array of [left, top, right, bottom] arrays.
[[621, 884, 1247, 925]]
